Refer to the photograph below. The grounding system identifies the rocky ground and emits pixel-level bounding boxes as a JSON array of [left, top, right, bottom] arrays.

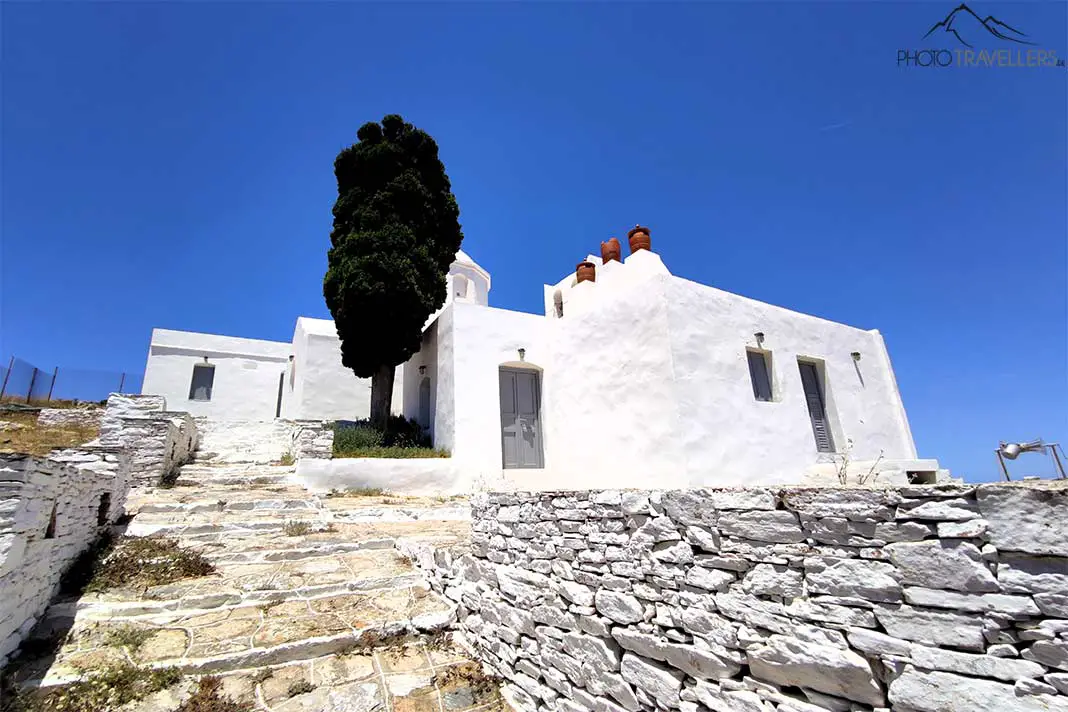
[[5, 458, 507, 712]]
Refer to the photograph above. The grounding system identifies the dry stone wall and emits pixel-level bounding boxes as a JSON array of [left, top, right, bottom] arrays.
[[0, 447, 131, 665], [417, 484, 1068, 712], [99, 395, 198, 484], [36, 407, 102, 429]]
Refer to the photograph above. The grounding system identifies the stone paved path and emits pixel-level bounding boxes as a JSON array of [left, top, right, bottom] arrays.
[[11, 458, 506, 712]]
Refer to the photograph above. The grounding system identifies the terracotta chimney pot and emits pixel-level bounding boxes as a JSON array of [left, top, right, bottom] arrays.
[[601, 238, 622, 264], [576, 261, 596, 283], [627, 225, 651, 253]]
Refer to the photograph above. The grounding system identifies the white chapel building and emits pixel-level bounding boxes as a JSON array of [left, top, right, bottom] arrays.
[[142, 233, 943, 490]]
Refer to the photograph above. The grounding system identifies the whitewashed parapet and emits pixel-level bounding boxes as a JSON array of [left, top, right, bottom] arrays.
[[414, 483, 1068, 712], [0, 448, 131, 666]]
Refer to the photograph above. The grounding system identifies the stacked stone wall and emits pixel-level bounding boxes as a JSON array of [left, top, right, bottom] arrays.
[[417, 484, 1068, 712], [99, 395, 198, 484], [0, 448, 130, 665]]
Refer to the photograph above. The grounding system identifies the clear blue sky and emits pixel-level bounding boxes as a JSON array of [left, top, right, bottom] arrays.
[[2, 2, 1065, 482]]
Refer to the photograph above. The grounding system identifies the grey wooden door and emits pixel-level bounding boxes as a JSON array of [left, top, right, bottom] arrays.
[[418, 377, 431, 429], [499, 368, 544, 468], [798, 361, 835, 453]]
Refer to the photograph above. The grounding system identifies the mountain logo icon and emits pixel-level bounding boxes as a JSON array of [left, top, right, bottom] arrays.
[[924, 3, 1036, 48]]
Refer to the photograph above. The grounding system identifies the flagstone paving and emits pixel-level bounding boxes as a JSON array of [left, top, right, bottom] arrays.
[[7, 458, 507, 712]]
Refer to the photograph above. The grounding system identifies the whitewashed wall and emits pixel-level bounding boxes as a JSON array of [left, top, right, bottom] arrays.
[[282, 317, 403, 421], [142, 328, 288, 420], [404, 249, 921, 493]]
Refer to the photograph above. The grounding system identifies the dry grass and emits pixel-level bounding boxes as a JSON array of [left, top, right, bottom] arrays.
[[333, 446, 450, 459], [0, 411, 99, 457], [286, 680, 316, 697], [433, 661, 502, 703], [326, 486, 387, 498], [176, 676, 253, 712], [104, 625, 155, 654], [62, 533, 216, 594], [282, 521, 312, 537], [1, 663, 182, 712]]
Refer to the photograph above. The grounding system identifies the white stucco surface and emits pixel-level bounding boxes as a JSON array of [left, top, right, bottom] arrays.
[[281, 317, 402, 421], [536, 250, 918, 488], [295, 457, 468, 496], [142, 329, 289, 420]]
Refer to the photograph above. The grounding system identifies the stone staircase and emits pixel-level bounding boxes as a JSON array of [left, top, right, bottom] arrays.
[[7, 457, 506, 712]]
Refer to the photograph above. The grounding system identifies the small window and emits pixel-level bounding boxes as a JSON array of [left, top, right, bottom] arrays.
[[97, 493, 111, 526], [188, 363, 215, 401], [746, 350, 773, 401], [45, 502, 58, 539]]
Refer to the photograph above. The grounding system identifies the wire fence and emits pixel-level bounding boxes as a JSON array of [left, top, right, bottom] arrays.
[[0, 356, 143, 405]]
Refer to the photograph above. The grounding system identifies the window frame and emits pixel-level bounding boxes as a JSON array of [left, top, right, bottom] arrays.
[[745, 348, 774, 402], [188, 363, 216, 402]]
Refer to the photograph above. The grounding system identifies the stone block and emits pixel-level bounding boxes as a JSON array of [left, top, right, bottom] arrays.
[[885, 540, 999, 592], [874, 605, 985, 651], [977, 486, 1068, 557], [888, 668, 1068, 712], [719, 511, 804, 544], [746, 628, 885, 706], [804, 558, 901, 602]]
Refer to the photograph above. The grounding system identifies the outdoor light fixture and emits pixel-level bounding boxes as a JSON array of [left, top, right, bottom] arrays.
[[851, 352, 861, 362], [754, 332, 765, 345], [995, 439, 1067, 481], [518, 348, 526, 361], [418, 365, 426, 376], [203, 356, 209, 363]]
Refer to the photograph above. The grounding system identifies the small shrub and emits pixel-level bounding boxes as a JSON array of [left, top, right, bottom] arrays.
[[333, 416, 433, 457], [283, 521, 311, 537], [104, 625, 154, 653], [286, 680, 316, 698], [333, 422, 384, 452], [278, 451, 295, 466], [176, 676, 253, 712]]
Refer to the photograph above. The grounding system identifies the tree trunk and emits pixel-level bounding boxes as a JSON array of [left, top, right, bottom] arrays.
[[369, 364, 394, 432]]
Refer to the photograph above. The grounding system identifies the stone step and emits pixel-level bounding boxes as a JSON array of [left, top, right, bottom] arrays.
[[114, 635, 494, 712], [136, 498, 320, 515], [52, 571, 428, 622], [23, 587, 458, 688]]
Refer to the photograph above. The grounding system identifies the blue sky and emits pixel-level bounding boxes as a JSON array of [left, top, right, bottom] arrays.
[[2, 2, 1065, 481]]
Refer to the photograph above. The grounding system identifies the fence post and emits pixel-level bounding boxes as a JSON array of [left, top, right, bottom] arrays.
[[26, 368, 38, 404], [47, 367, 58, 402], [118, 372, 126, 393], [0, 356, 12, 399]]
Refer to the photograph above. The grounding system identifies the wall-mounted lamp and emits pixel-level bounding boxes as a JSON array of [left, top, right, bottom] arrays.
[[418, 365, 427, 376], [203, 356, 210, 363], [518, 348, 526, 361], [851, 351, 861, 362], [754, 332, 765, 346]]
